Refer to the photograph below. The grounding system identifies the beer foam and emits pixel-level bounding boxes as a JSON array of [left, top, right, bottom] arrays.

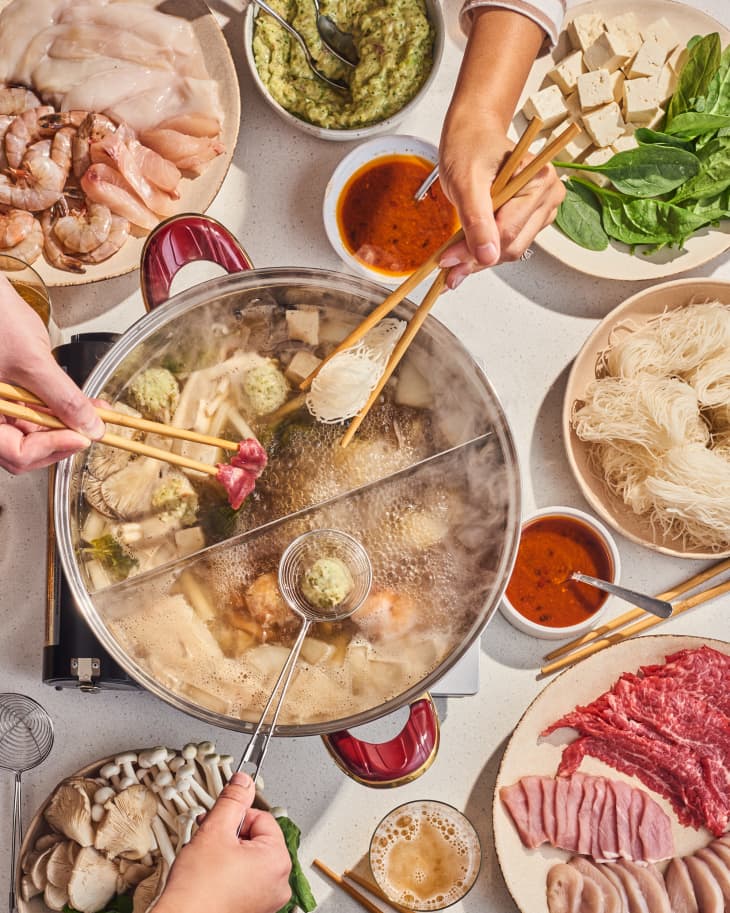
[[370, 801, 480, 910]]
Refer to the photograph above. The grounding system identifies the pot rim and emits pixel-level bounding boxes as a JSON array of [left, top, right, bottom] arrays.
[[54, 266, 522, 736]]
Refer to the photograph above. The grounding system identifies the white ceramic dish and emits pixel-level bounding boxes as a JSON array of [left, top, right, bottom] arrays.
[[493, 634, 730, 913], [323, 134, 440, 284], [513, 0, 730, 281], [499, 506, 620, 640], [0, 0, 240, 288], [563, 278, 730, 559], [243, 0, 444, 141]]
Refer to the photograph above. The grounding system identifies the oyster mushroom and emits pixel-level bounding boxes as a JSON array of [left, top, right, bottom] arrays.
[[100, 459, 164, 520], [45, 840, 75, 891], [20, 874, 41, 902], [133, 859, 168, 913], [84, 476, 117, 519], [34, 833, 64, 852], [95, 784, 156, 860], [29, 845, 54, 891], [87, 403, 142, 480], [44, 880, 69, 912], [44, 781, 95, 847], [67, 846, 119, 913], [117, 858, 156, 893]]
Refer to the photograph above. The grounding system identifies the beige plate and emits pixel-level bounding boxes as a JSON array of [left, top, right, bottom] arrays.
[[512, 0, 730, 281], [563, 277, 730, 558], [493, 634, 730, 913], [0, 0, 240, 288]]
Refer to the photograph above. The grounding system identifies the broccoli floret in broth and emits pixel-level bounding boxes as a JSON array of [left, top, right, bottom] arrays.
[[243, 361, 289, 416], [83, 534, 138, 582], [151, 474, 199, 526], [126, 367, 180, 422]]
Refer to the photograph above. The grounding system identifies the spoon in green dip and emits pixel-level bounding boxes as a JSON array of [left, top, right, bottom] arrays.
[[312, 0, 359, 67], [253, 0, 350, 92]]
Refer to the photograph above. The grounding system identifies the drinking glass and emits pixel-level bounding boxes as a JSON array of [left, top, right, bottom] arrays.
[[0, 255, 60, 345]]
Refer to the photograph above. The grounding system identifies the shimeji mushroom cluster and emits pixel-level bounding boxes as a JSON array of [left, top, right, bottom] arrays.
[[20, 743, 238, 913]]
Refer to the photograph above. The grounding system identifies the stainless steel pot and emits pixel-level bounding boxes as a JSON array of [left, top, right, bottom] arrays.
[[54, 215, 521, 785]]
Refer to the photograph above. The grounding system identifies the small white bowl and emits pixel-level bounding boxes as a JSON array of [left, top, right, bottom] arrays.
[[500, 506, 621, 641], [323, 134, 441, 284], [243, 0, 444, 141]]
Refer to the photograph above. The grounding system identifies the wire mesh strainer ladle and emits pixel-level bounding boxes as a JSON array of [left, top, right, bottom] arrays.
[[0, 693, 54, 913], [237, 529, 372, 784]]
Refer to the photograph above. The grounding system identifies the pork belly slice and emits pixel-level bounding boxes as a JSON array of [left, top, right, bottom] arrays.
[[665, 858, 699, 913], [617, 860, 671, 913], [547, 863, 584, 913], [685, 856, 725, 913], [569, 857, 623, 913], [694, 848, 730, 908]]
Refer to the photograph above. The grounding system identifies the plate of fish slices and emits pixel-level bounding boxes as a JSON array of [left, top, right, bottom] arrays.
[[493, 634, 730, 913], [0, 0, 240, 286]]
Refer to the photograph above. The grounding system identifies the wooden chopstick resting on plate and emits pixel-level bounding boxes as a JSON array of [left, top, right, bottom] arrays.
[[0, 382, 240, 452], [300, 115, 573, 393], [540, 559, 730, 677], [0, 398, 220, 477], [343, 869, 412, 913], [544, 555, 730, 662], [313, 859, 395, 913]]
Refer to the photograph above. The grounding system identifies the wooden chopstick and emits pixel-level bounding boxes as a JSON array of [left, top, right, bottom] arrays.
[[0, 398, 219, 477], [540, 574, 730, 677], [300, 114, 558, 393], [313, 859, 393, 913], [340, 270, 447, 447], [343, 869, 411, 913], [0, 382, 240, 452], [543, 556, 730, 661]]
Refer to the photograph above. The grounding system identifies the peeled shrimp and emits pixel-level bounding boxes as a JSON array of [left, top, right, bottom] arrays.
[[116, 127, 181, 194], [1, 215, 42, 264], [158, 113, 220, 138], [53, 200, 112, 254], [4, 105, 54, 168], [0, 115, 13, 170], [79, 213, 129, 264], [351, 589, 418, 640], [40, 209, 84, 273], [0, 86, 40, 116], [138, 128, 224, 174], [91, 133, 178, 216], [73, 112, 116, 178], [0, 149, 65, 212], [0, 208, 36, 249], [39, 110, 89, 130], [81, 163, 158, 230]]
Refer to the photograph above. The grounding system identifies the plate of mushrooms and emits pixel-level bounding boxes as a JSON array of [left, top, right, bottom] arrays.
[[16, 741, 249, 913]]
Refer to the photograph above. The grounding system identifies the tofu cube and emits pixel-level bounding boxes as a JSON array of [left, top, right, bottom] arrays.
[[642, 17, 678, 56], [609, 69, 625, 104], [286, 307, 319, 345], [645, 105, 665, 130], [604, 13, 643, 54], [655, 63, 678, 101], [548, 50, 585, 95], [564, 91, 582, 121], [611, 132, 638, 154], [577, 69, 614, 110], [285, 350, 322, 384], [667, 45, 688, 75], [547, 123, 592, 161], [567, 13, 605, 52], [623, 77, 663, 123], [584, 32, 631, 73], [582, 101, 625, 147], [628, 38, 667, 78], [522, 84, 568, 129], [581, 146, 615, 186]]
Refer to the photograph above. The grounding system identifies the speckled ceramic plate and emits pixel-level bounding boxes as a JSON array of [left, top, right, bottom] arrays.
[[0, 0, 240, 288], [512, 0, 730, 281], [493, 635, 730, 913], [563, 278, 730, 559]]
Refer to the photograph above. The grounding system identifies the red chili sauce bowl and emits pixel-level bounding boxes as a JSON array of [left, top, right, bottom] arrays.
[[500, 507, 621, 640]]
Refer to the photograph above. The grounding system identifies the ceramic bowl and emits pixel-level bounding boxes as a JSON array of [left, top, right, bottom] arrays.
[[243, 0, 444, 141], [322, 134, 442, 283], [500, 506, 621, 641]]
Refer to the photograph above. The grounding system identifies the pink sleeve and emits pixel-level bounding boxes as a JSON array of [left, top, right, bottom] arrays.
[[459, 0, 566, 52]]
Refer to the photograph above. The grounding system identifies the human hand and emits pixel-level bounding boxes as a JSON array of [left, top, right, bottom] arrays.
[[438, 109, 565, 289], [154, 773, 293, 913], [0, 275, 104, 474]]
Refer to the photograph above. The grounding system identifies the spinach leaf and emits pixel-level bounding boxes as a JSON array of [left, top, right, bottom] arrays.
[[555, 145, 700, 197], [705, 45, 730, 115], [555, 180, 609, 250], [634, 127, 694, 151], [64, 897, 133, 913], [277, 816, 317, 913], [671, 136, 730, 202], [666, 33, 722, 128], [664, 111, 730, 138]]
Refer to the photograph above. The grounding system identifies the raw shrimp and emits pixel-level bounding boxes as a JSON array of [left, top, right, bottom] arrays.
[[0, 115, 13, 170], [0, 145, 65, 212], [39, 110, 89, 130], [79, 213, 129, 264], [158, 113, 220, 138], [81, 163, 158, 231], [120, 129, 181, 194], [138, 128, 224, 174], [53, 200, 112, 254], [351, 589, 418, 640], [0, 86, 40, 116], [92, 133, 178, 216], [40, 210, 84, 273], [0, 208, 36, 249], [4, 105, 54, 169], [73, 112, 116, 178], [1, 215, 42, 264]]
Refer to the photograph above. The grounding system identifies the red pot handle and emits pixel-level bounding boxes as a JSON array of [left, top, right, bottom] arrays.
[[321, 695, 440, 788], [140, 213, 254, 312]]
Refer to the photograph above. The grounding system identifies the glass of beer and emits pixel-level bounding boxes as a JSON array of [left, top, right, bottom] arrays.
[[369, 800, 481, 911], [0, 254, 59, 344]]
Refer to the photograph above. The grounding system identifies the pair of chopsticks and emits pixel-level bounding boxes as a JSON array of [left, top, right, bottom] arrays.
[[541, 556, 730, 676], [0, 381, 238, 477], [313, 859, 409, 913], [300, 117, 582, 447]]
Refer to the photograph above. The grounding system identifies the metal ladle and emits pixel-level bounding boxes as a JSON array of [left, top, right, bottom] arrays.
[[0, 693, 54, 913], [571, 572, 673, 619], [312, 0, 359, 67], [236, 529, 372, 787], [252, 0, 350, 92]]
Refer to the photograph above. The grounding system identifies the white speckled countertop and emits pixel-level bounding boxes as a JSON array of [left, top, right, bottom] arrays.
[[1, 0, 729, 910]]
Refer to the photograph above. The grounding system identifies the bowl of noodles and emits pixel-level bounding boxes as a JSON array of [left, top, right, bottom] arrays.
[[563, 279, 730, 559]]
